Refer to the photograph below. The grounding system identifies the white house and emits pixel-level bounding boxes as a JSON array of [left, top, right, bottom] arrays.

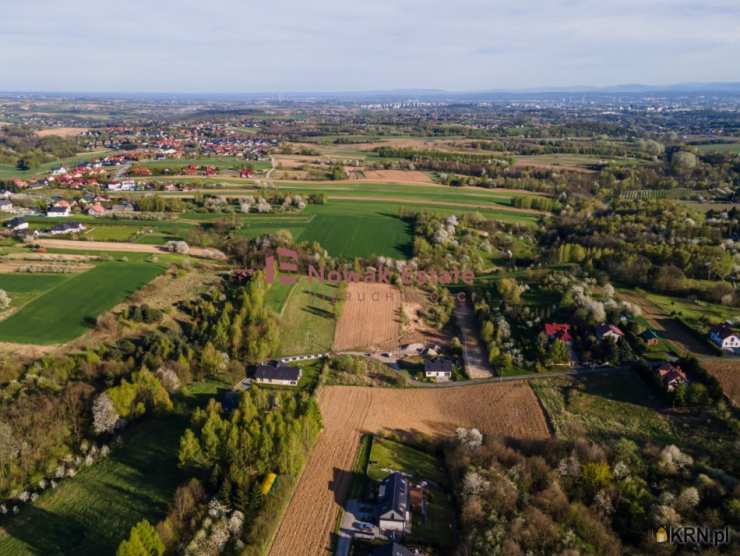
[[709, 326, 740, 354], [5, 217, 28, 232], [46, 206, 70, 217], [0, 199, 13, 213], [424, 358, 453, 381]]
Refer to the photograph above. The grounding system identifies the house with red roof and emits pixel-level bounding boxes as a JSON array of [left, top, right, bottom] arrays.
[[595, 324, 624, 342], [544, 323, 573, 343]]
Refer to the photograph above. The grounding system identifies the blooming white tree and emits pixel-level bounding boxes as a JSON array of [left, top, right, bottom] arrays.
[[92, 393, 120, 435]]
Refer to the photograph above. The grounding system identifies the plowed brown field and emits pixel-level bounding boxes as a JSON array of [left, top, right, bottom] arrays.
[[702, 358, 740, 406], [268, 382, 549, 556], [333, 283, 401, 351]]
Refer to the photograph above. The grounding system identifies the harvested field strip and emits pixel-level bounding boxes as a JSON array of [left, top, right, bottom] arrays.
[[269, 383, 548, 555], [327, 195, 545, 215]]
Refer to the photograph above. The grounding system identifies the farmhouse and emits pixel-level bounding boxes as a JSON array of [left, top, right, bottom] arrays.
[[50, 221, 86, 235], [87, 203, 107, 217], [371, 543, 414, 556], [655, 362, 688, 392], [424, 358, 453, 381], [377, 472, 411, 533], [5, 217, 28, 232], [253, 364, 302, 386], [709, 326, 740, 354], [641, 329, 660, 346], [46, 205, 71, 217], [544, 323, 573, 343], [595, 324, 624, 342]]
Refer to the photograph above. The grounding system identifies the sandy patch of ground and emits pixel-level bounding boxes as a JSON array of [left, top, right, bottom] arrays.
[[33, 239, 226, 259], [400, 288, 448, 346], [34, 127, 89, 138], [359, 169, 436, 184], [333, 283, 401, 351], [455, 301, 494, 379], [269, 382, 548, 556]]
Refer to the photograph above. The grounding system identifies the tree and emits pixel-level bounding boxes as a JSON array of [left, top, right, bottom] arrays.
[[547, 339, 569, 365], [671, 151, 697, 174], [116, 520, 164, 556], [0, 290, 10, 310], [92, 393, 120, 435]]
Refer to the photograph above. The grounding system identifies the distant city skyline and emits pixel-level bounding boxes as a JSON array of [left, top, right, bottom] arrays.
[[2, 0, 739, 93]]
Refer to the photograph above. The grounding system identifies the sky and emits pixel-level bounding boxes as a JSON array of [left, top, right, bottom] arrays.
[[1, 0, 739, 92]]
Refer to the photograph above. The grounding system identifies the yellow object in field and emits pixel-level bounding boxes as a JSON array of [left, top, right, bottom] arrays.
[[261, 472, 277, 495]]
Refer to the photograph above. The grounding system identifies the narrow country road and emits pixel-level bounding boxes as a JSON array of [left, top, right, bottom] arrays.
[[454, 301, 494, 379]]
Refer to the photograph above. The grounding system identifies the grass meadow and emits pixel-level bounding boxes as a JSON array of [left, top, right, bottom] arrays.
[[0, 415, 186, 556], [276, 278, 338, 356]]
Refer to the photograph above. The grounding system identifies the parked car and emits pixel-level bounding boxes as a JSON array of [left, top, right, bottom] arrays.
[[353, 522, 373, 531]]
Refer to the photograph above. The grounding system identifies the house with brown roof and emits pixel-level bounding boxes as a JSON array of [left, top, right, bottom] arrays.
[[656, 362, 688, 392]]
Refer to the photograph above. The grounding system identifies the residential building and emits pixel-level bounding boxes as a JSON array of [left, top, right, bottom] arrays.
[[377, 472, 411, 533], [87, 203, 107, 217], [5, 217, 28, 232], [544, 323, 573, 343], [50, 221, 86, 235], [0, 199, 12, 213], [641, 329, 660, 346], [46, 206, 71, 217], [253, 364, 302, 386], [655, 362, 688, 392], [709, 326, 740, 354], [424, 358, 453, 381], [595, 324, 624, 342]]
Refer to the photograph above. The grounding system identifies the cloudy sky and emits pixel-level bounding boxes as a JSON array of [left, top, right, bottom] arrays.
[[2, 0, 739, 92]]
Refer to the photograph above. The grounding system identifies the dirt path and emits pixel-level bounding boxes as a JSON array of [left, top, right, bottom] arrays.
[[455, 301, 494, 379], [270, 382, 547, 555], [33, 239, 226, 259]]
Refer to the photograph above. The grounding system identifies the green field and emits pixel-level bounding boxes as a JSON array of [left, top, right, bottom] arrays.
[[0, 261, 165, 344], [693, 142, 740, 154], [276, 278, 337, 356], [139, 157, 271, 171], [0, 274, 73, 312], [0, 415, 185, 556]]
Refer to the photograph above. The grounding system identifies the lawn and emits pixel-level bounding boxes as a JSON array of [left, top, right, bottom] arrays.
[[0, 261, 165, 344], [367, 437, 448, 486], [0, 415, 186, 556], [83, 225, 136, 241], [0, 151, 109, 180], [276, 277, 338, 356]]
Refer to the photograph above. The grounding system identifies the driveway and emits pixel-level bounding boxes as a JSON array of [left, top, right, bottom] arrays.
[[454, 301, 493, 379], [335, 499, 382, 556]]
